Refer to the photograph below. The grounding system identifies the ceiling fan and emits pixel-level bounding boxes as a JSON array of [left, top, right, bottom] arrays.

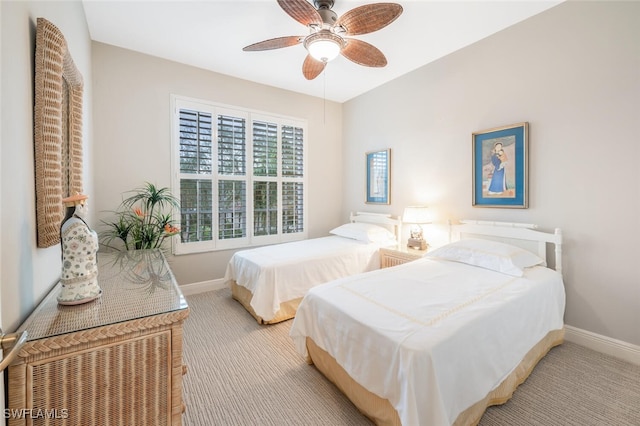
[[243, 0, 403, 80]]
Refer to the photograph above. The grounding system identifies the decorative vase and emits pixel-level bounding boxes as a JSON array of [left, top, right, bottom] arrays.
[[58, 193, 102, 305]]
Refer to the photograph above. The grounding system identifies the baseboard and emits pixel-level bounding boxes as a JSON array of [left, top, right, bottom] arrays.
[[180, 278, 226, 296], [564, 325, 640, 366]]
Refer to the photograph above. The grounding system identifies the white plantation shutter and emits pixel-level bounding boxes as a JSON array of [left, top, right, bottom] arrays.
[[217, 114, 247, 242], [253, 120, 278, 236], [218, 180, 246, 239], [218, 115, 246, 176], [172, 96, 307, 254], [253, 121, 278, 177], [282, 182, 304, 233], [178, 109, 213, 243], [253, 181, 277, 236], [180, 179, 212, 242], [281, 125, 304, 234], [179, 109, 212, 174], [282, 125, 304, 177]]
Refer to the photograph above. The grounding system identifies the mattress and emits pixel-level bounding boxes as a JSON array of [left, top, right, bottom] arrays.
[[224, 235, 390, 323], [290, 257, 566, 425]]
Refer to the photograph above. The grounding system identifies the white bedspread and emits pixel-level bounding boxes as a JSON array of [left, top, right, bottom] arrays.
[[290, 258, 566, 425], [224, 236, 388, 321]]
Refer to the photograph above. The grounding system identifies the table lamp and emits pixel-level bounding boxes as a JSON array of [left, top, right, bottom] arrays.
[[402, 206, 430, 250]]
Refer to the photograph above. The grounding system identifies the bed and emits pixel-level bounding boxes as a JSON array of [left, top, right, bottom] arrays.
[[224, 212, 401, 324], [289, 220, 565, 425]]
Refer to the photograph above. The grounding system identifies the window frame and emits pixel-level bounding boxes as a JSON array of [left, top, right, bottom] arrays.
[[170, 95, 308, 255]]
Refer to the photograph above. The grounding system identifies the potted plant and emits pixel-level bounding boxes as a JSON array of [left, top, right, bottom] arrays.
[[100, 182, 180, 251]]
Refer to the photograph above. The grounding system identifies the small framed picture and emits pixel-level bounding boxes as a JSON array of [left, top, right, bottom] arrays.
[[366, 149, 390, 204], [472, 122, 528, 208]]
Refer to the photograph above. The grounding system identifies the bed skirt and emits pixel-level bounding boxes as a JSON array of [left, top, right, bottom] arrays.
[[305, 328, 565, 425], [230, 280, 301, 324]]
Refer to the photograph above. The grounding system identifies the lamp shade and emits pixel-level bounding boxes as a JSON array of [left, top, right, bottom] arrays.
[[304, 31, 343, 63], [402, 206, 431, 224]]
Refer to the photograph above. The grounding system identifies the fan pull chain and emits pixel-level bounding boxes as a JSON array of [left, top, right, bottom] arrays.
[[323, 69, 327, 125]]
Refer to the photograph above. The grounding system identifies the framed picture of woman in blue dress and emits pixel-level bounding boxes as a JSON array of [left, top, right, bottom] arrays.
[[472, 123, 528, 208]]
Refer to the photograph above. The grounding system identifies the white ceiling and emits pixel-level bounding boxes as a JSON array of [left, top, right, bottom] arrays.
[[82, 0, 562, 103]]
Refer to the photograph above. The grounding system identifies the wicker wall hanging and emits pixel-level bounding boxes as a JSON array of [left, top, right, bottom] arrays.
[[34, 17, 84, 248]]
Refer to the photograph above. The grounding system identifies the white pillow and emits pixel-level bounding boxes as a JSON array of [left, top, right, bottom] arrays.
[[330, 222, 396, 244], [426, 238, 545, 277]]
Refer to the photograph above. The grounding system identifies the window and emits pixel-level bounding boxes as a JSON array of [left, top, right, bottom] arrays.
[[171, 96, 307, 254]]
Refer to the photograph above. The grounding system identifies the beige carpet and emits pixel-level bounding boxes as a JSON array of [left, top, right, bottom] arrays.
[[182, 288, 640, 425]]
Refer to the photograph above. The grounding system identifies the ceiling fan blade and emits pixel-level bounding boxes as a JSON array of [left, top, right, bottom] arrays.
[[302, 55, 326, 80], [278, 0, 323, 27], [335, 3, 403, 36], [341, 39, 387, 67], [243, 36, 303, 51]]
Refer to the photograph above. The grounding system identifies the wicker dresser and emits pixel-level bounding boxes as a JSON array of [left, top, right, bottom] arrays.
[[7, 249, 189, 426]]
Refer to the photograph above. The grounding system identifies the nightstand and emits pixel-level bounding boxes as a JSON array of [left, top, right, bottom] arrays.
[[380, 246, 429, 268]]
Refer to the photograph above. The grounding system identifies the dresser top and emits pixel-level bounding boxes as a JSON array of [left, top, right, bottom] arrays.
[[19, 249, 188, 341]]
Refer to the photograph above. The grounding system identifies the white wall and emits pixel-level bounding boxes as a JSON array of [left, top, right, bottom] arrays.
[[0, 1, 94, 331], [3, 0, 635, 352], [91, 43, 343, 286], [342, 1, 640, 346]]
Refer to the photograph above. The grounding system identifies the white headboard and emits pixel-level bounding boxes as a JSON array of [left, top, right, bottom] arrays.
[[450, 220, 563, 273], [350, 212, 402, 244]]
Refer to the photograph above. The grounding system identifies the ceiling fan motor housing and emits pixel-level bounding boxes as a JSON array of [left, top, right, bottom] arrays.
[[317, 8, 337, 28], [313, 0, 335, 10]]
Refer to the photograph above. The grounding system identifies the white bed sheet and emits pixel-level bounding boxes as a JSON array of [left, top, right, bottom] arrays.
[[290, 258, 566, 426], [224, 236, 391, 321]]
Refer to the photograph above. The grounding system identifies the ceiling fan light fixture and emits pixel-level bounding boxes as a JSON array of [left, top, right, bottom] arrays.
[[304, 31, 343, 63], [244, 0, 403, 80]]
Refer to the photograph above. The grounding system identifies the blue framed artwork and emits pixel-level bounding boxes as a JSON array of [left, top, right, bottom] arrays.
[[366, 149, 390, 204], [472, 122, 528, 208]]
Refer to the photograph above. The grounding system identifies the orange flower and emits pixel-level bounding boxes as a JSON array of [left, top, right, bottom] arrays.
[[164, 224, 180, 236], [133, 207, 144, 218]]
